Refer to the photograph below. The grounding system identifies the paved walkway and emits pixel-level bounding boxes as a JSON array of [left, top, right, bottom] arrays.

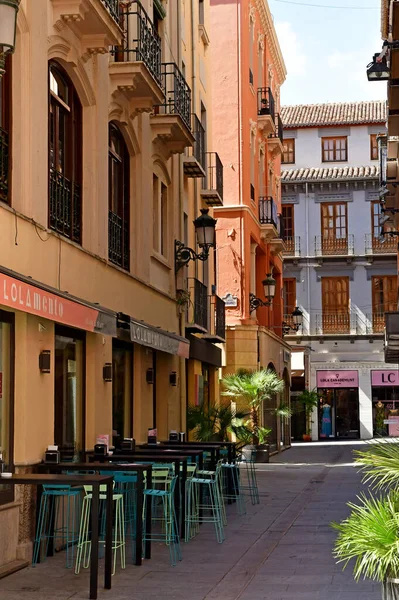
[[0, 443, 380, 600]]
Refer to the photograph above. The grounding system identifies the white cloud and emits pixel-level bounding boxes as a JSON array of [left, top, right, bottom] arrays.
[[275, 21, 307, 77], [327, 48, 387, 102], [327, 51, 357, 69]]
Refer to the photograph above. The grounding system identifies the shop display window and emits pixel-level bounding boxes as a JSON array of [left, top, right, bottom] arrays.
[[0, 312, 14, 505], [112, 341, 133, 447], [372, 387, 399, 437]]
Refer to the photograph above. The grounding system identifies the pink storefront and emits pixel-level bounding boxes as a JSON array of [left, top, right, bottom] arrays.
[[371, 370, 399, 437], [316, 370, 360, 440]]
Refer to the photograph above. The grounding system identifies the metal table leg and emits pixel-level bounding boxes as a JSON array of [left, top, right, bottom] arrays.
[[90, 482, 100, 600], [104, 479, 113, 590]]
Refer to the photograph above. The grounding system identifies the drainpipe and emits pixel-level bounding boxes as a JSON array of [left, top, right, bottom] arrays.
[[237, 0, 245, 318], [305, 182, 310, 336]]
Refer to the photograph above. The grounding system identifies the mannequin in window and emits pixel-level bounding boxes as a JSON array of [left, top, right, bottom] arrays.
[[321, 400, 332, 437]]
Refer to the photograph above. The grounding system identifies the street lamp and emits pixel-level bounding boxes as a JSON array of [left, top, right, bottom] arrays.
[[175, 208, 217, 271], [249, 273, 277, 312], [283, 306, 303, 335], [366, 52, 390, 81], [0, 0, 20, 77]]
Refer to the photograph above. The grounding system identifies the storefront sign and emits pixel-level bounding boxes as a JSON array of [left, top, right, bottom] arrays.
[[130, 320, 189, 359], [0, 272, 116, 335], [316, 370, 359, 388], [371, 370, 399, 386]]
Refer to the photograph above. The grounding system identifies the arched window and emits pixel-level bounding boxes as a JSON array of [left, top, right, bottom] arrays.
[[0, 56, 11, 204], [49, 62, 82, 243], [108, 122, 130, 270]]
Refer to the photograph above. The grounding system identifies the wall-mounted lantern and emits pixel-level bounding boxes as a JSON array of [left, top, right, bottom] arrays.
[[103, 363, 113, 382], [249, 273, 276, 313], [175, 209, 217, 271], [39, 350, 51, 373], [0, 0, 20, 77]]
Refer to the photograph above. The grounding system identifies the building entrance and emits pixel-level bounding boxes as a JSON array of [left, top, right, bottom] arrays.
[[317, 388, 360, 440]]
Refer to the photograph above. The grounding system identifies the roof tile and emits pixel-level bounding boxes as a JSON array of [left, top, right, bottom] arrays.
[[282, 165, 379, 183], [281, 101, 386, 128]]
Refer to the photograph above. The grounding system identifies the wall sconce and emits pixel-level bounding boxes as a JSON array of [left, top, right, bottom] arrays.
[[103, 363, 112, 382], [170, 371, 177, 386], [175, 209, 217, 271], [146, 368, 154, 384], [0, 0, 20, 77], [282, 307, 304, 335], [249, 272, 276, 313], [39, 350, 51, 373]]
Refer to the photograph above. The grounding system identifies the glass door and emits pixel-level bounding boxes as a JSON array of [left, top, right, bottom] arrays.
[[335, 389, 359, 439], [112, 341, 133, 447]]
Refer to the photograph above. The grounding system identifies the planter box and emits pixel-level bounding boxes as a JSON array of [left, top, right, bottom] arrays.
[[242, 444, 269, 463]]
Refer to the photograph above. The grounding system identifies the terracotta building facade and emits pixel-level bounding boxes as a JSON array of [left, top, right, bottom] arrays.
[[0, 0, 224, 573], [210, 0, 291, 453]]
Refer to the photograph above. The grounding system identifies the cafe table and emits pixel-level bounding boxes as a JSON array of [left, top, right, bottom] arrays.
[[142, 443, 221, 470], [1, 473, 112, 600], [39, 462, 152, 565], [128, 447, 205, 468], [86, 452, 189, 538], [163, 440, 237, 464]]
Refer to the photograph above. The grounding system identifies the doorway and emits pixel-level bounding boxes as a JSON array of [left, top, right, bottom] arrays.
[[318, 388, 359, 439]]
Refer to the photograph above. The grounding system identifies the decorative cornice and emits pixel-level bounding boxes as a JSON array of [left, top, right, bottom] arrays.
[[255, 0, 287, 85]]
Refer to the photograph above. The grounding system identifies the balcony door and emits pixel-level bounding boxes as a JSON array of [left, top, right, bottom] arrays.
[[321, 202, 347, 254], [372, 276, 397, 332], [283, 278, 296, 327], [321, 277, 349, 333], [282, 205, 294, 252]]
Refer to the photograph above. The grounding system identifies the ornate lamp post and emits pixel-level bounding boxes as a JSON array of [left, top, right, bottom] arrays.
[[249, 273, 277, 312], [0, 0, 20, 77]]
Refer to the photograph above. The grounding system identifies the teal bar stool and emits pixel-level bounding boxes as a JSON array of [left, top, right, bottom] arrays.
[[142, 475, 181, 566], [185, 461, 225, 544], [240, 450, 260, 505], [75, 483, 125, 576], [33, 484, 82, 569], [222, 461, 246, 516]]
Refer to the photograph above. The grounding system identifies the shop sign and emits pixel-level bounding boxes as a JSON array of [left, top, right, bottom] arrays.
[[130, 320, 189, 359], [0, 272, 116, 335], [316, 370, 359, 388], [371, 370, 399, 387]]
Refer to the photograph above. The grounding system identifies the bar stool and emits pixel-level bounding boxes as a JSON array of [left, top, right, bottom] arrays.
[[33, 484, 82, 569], [75, 483, 125, 576], [142, 475, 181, 566], [240, 450, 260, 505], [222, 461, 246, 516], [185, 461, 225, 544]]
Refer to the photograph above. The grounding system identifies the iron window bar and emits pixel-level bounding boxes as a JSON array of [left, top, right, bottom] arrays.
[[49, 170, 81, 244], [259, 196, 278, 228], [102, 0, 121, 23], [257, 87, 275, 121], [0, 126, 9, 203]]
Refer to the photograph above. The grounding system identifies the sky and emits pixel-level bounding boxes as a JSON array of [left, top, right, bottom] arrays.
[[269, 0, 387, 106]]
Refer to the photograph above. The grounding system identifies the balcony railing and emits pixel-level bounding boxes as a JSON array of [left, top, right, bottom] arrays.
[[187, 278, 208, 333], [204, 295, 226, 342], [274, 113, 283, 144], [315, 234, 354, 256], [259, 196, 278, 228], [283, 236, 301, 257], [49, 170, 81, 244], [257, 87, 275, 121], [277, 214, 284, 238], [192, 114, 205, 169], [201, 152, 223, 206], [366, 313, 385, 334], [365, 233, 397, 254], [114, 1, 162, 88], [109, 210, 129, 271], [315, 312, 357, 335], [102, 0, 121, 23], [0, 127, 8, 203], [156, 62, 191, 131]]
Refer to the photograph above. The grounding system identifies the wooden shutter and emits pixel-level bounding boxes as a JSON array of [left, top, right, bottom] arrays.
[[321, 277, 349, 333], [321, 203, 347, 254]]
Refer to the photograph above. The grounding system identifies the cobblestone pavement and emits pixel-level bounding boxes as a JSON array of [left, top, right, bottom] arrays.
[[0, 443, 380, 600]]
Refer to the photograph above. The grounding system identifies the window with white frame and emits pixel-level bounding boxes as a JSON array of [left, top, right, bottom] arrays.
[[153, 174, 168, 257]]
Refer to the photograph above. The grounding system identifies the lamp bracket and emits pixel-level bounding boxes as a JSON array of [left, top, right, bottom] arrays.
[[249, 292, 271, 313], [175, 240, 210, 271]]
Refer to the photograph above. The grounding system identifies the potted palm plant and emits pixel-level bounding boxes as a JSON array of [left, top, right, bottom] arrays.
[[297, 388, 320, 441], [221, 369, 285, 463], [187, 400, 248, 442], [333, 441, 399, 599]]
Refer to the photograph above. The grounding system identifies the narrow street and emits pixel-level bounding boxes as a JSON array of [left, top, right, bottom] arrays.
[[0, 443, 379, 600]]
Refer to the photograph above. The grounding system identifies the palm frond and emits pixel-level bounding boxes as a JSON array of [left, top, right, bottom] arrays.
[[354, 441, 399, 491], [332, 491, 399, 582]]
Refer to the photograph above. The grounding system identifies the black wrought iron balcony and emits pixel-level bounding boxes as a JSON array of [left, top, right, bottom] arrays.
[[183, 114, 206, 177], [109, 210, 129, 271], [102, 0, 120, 23], [113, 1, 162, 89], [201, 152, 223, 206], [259, 196, 278, 229], [186, 278, 208, 333], [315, 234, 354, 257], [0, 127, 9, 203], [203, 295, 226, 343], [49, 170, 81, 244], [315, 312, 354, 335], [157, 62, 192, 130], [365, 233, 397, 255], [257, 87, 275, 120]]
